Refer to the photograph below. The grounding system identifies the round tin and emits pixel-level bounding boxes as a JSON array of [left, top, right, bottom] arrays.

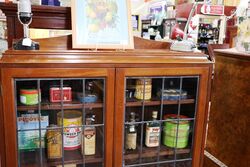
[[163, 114, 190, 148], [134, 78, 152, 100], [20, 89, 39, 105], [57, 110, 82, 150]]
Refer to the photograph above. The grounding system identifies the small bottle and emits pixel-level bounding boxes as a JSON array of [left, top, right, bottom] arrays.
[[125, 112, 137, 150], [155, 31, 162, 41], [82, 114, 96, 155], [145, 111, 160, 147]]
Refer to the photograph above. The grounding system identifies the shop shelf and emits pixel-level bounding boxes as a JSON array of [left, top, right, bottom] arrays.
[[19, 149, 103, 166], [17, 100, 103, 111], [124, 145, 190, 160], [126, 98, 195, 107]]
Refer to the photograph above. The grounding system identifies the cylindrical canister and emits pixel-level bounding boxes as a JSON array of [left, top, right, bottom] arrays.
[[57, 110, 82, 150], [134, 78, 152, 100], [47, 124, 62, 159], [20, 89, 40, 105], [163, 114, 190, 148]]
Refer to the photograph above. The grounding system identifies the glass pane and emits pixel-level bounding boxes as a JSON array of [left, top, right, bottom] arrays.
[[123, 76, 199, 167], [176, 160, 192, 167], [16, 78, 105, 167], [160, 163, 174, 167], [180, 77, 199, 119], [18, 130, 41, 166], [84, 125, 104, 167]]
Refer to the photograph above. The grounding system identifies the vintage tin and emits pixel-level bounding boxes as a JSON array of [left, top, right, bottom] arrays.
[[57, 110, 82, 150], [158, 89, 188, 100], [134, 78, 152, 100], [50, 87, 72, 103], [163, 114, 190, 148], [47, 124, 62, 159], [20, 89, 40, 105]]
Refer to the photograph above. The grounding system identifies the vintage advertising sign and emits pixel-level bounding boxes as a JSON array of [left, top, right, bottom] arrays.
[[201, 5, 224, 16]]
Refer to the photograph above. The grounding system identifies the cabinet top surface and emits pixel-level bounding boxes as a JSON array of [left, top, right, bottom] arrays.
[[215, 48, 250, 60], [0, 49, 212, 67]]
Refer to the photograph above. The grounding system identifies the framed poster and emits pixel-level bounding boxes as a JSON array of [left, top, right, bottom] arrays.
[[71, 0, 134, 49]]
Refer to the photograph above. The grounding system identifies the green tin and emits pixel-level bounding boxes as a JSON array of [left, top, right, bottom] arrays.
[[163, 114, 190, 148], [20, 89, 39, 105]]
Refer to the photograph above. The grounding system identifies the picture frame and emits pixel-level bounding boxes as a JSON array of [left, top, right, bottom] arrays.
[[71, 0, 134, 49]]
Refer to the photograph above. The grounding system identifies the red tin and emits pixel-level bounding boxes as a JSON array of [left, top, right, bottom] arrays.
[[50, 87, 72, 102]]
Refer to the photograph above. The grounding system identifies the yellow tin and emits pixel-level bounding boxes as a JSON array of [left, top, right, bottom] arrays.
[[134, 78, 152, 100], [57, 110, 82, 150]]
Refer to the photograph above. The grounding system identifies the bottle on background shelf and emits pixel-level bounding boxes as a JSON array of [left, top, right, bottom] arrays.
[[145, 111, 160, 147], [82, 114, 96, 155], [125, 112, 137, 150]]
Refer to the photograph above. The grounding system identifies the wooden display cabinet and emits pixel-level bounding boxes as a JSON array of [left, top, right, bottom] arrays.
[[114, 67, 211, 167], [1, 67, 115, 167], [0, 37, 213, 167]]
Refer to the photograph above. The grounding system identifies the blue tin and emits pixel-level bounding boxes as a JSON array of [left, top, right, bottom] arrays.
[[77, 93, 97, 103], [158, 89, 188, 100]]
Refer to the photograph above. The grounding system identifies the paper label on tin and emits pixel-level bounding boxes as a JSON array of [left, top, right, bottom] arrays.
[[20, 95, 26, 104], [57, 110, 82, 149], [64, 126, 82, 148], [22, 38, 32, 46], [134, 85, 152, 100]]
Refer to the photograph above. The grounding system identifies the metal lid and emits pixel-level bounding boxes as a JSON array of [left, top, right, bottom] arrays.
[[164, 114, 189, 124]]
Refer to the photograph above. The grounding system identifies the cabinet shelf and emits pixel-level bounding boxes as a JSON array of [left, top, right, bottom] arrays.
[[124, 145, 190, 160], [126, 98, 195, 107], [48, 149, 103, 166], [19, 149, 103, 166], [17, 100, 103, 111]]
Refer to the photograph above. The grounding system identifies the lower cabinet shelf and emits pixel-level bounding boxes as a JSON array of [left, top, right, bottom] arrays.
[[19, 149, 103, 166], [124, 146, 190, 160]]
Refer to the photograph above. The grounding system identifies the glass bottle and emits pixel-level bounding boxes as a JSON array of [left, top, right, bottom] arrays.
[[79, 81, 97, 103], [82, 114, 96, 155], [125, 112, 137, 150], [86, 81, 94, 94], [145, 111, 160, 147]]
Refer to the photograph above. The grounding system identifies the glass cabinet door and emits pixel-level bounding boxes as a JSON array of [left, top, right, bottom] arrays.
[[123, 76, 199, 167], [15, 78, 106, 167]]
